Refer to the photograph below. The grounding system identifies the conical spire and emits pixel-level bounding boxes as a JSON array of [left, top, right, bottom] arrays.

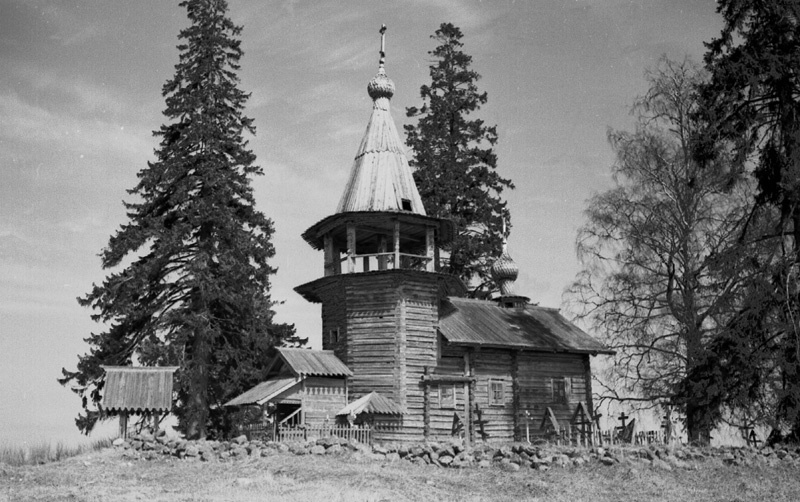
[[336, 25, 426, 215]]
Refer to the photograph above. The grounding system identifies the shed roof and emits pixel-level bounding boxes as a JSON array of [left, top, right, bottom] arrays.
[[223, 376, 297, 407], [438, 298, 614, 355], [100, 366, 178, 413], [268, 348, 354, 378], [336, 391, 406, 416]]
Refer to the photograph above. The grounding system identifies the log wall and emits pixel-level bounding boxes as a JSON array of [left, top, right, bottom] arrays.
[[315, 271, 442, 443], [301, 377, 348, 427], [516, 352, 590, 434]]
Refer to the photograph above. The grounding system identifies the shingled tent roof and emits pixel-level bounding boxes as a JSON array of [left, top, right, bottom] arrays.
[[438, 297, 614, 355], [100, 366, 178, 413], [335, 47, 425, 215]]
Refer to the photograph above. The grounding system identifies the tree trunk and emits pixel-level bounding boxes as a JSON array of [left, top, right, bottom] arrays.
[[685, 326, 712, 445], [185, 328, 210, 440]]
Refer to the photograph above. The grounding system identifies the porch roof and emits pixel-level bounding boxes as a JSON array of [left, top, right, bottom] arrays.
[[223, 376, 297, 407], [336, 391, 406, 416]]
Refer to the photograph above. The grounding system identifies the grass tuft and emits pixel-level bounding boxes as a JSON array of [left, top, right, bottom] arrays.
[[0, 437, 113, 467]]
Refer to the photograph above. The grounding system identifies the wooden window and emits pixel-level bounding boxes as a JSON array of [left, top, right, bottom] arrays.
[[551, 377, 570, 404], [401, 198, 412, 211], [328, 328, 339, 345], [488, 380, 505, 406], [439, 385, 456, 408]]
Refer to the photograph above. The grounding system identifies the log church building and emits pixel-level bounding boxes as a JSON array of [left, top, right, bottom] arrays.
[[226, 29, 612, 444]]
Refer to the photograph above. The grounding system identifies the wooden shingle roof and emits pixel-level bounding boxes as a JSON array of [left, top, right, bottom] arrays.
[[223, 376, 297, 407], [100, 366, 178, 413], [269, 348, 353, 378], [337, 391, 406, 416], [438, 298, 614, 355]]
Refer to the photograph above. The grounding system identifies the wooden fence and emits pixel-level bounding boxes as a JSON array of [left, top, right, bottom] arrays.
[[238, 423, 373, 445], [527, 426, 670, 447]]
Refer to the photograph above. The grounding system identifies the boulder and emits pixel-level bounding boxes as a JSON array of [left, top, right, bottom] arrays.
[[500, 462, 521, 472], [438, 455, 453, 466]]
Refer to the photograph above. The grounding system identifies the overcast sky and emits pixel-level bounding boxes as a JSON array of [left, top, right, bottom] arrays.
[[0, 0, 722, 446]]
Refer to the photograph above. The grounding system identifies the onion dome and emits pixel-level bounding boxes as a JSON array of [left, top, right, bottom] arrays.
[[368, 67, 395, 101], [492, 240, 519, 296]]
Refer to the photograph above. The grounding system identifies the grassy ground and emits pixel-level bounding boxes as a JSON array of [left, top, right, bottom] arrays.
[[0, 438, 112, 467], [1, 446, 799, 502]]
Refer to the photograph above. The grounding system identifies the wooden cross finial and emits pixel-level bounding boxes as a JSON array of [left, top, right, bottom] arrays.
[[379, 24, 387, 67]]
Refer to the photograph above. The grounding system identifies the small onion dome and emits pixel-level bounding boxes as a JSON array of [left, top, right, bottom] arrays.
[[368, 67, 395, 100], [492, 246, 519, 296]]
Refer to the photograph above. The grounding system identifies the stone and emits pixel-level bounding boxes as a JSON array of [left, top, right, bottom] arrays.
[[651, 458, 672, 471], [309, 445, 326, 455], [531, 458, 550, 470], [478, 459, 491, 468], [600, 457, 616, 466], [112, 438, 125, 447], [501, 462, 521, 472], [184, 446, 199, 457], [438, 455, 453, 466], [385, 452, 401, 463], [326, 444, 343, 455]]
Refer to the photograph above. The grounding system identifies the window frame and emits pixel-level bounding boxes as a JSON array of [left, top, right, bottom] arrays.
[[438, 384, 456, 409], [551, 377, 570, 405], [488, 379, 505, 407], [328, 328, 340, 345]]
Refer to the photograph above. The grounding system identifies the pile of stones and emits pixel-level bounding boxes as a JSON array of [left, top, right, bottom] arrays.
[[114, 431, 800, 470]]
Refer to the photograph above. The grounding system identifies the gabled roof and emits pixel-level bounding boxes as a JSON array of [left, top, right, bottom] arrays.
[[438, 297, 614, 355], [267, 348, 353, 378], [100, 366, 178, 413], [223, 376, 297, 407], [336, 391, 406, 416], [335, 64, 425, 215]]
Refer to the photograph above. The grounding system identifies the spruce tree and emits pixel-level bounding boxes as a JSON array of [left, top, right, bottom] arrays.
[[405, 23, 514, 296], [696, 0, 800, 439], [59, 0, 298, 439]]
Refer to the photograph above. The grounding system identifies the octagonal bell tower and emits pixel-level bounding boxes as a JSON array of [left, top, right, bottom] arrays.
[[295, 26, 465, 440]]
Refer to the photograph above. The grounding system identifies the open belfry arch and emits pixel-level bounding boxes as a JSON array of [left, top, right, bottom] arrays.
[[290, 25, 612, 444]]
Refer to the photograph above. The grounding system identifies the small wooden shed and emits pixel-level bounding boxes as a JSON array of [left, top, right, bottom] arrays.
[[225, 348, 353, 428], [101, 366, 178, 438]]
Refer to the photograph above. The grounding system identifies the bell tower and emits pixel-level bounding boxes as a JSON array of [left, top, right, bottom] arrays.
[[295, 26, 464, 437]]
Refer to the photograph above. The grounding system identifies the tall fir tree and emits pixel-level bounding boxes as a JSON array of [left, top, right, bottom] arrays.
[[59, 0, 299, 439], [696, 0, 800, 439], [405, 23, 513, 296]]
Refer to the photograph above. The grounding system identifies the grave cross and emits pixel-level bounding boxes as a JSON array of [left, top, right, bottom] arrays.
[[618, 412, 629, 429]]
